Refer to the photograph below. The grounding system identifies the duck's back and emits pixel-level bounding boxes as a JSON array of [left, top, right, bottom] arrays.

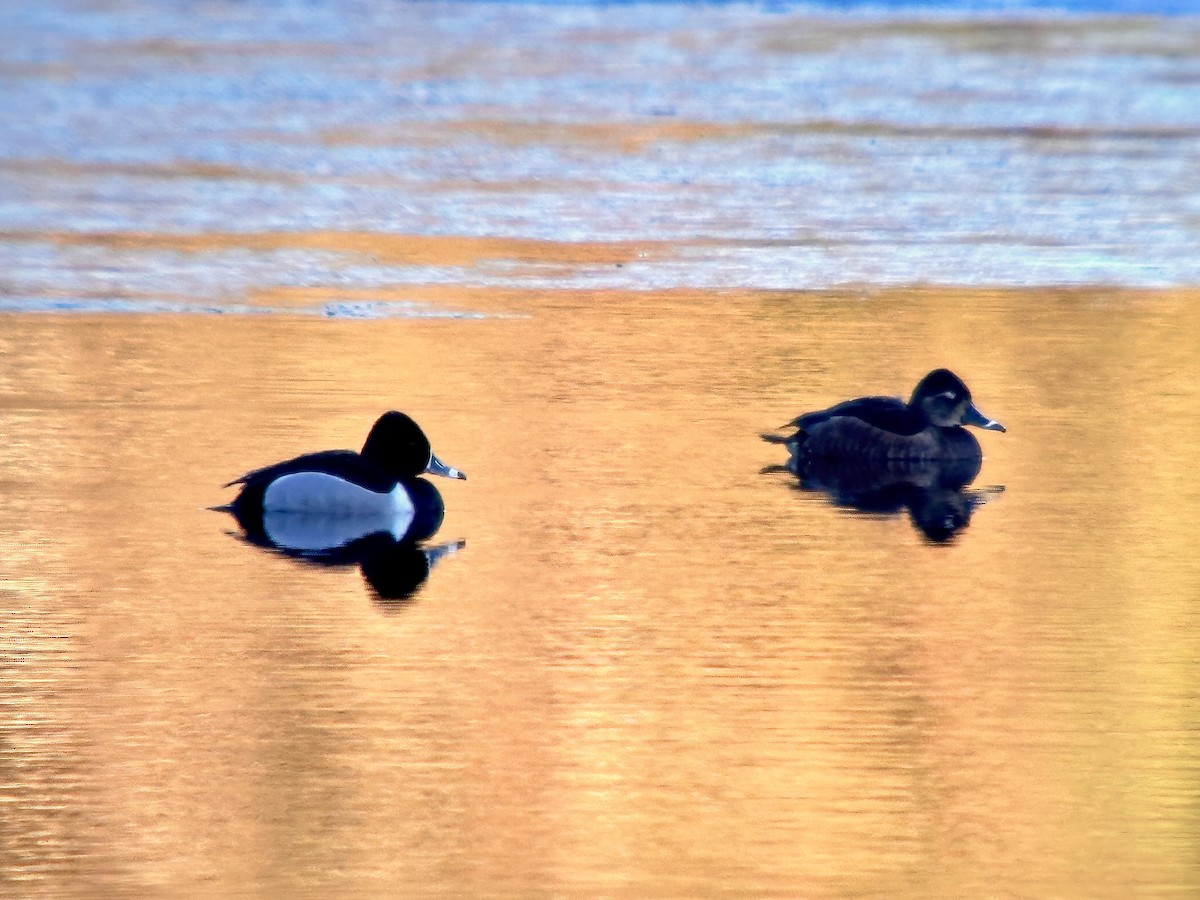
[[796, 396, 926, 436]]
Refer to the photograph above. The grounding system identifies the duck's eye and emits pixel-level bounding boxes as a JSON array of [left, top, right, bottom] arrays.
[[935, 390, 957, 402]]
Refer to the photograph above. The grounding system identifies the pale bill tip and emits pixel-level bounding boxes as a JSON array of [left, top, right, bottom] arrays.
[[427, 452, 467, 480]]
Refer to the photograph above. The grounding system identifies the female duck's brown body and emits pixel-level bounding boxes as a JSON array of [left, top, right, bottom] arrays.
[[765, 369, 1006, 462]]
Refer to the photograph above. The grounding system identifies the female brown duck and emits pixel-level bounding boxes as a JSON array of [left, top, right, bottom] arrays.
[[764, 369, 1006, 462]]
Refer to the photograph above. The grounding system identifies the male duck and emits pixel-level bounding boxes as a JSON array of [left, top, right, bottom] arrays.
[[764, 369, 1005, 462], [221, 411, 465, 551]]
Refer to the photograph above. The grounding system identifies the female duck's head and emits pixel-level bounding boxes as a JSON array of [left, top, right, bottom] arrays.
[[911, 369, 1006, 432], [361, 411, 466, 481]]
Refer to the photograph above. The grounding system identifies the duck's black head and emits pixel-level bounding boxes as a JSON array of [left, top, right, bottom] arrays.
[[910, 369, 1006, 432], [361, 411, 467, 480]]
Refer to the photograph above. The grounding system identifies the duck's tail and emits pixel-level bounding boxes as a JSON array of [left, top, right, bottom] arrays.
[[761, 430, 803, 445], [759, 463, 794, 475]]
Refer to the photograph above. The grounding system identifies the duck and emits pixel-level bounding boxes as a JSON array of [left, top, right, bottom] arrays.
[[219, 411, 465, 552], [764, 369, 1005, 462]]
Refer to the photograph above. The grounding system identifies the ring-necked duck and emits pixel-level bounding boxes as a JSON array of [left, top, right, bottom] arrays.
[[764, 369, 1005, 461], [220, 411, 465, 550]]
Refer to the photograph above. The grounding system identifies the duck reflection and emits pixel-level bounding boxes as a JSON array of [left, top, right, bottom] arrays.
[[766, 451, 1003, 542], [221, 494, 465, 604]]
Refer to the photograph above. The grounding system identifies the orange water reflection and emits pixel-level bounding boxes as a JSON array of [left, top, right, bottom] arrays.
[[1, 287, 1198, 896]]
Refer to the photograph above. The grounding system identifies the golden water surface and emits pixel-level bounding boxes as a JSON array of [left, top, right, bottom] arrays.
[[1, 286, 1198, 897]]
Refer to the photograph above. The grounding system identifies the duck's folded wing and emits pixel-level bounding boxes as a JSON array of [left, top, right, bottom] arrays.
[[803, 413, 938, 459], [795, 396, 914, 433], [839, 398, 929, 436]]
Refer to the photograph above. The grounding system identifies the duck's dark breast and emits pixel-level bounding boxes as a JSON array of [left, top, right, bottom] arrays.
[[935, 427, 984, 462]]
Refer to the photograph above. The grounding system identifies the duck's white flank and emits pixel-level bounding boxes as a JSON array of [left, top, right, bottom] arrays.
[[260, 472, 416, 549]]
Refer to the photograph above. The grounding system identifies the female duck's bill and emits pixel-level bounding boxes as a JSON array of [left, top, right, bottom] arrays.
[[961, 404, 1005, 432]]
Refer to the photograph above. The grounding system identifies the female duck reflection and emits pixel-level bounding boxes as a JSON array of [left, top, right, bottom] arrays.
[[216, 411, 466, 601], [763, 369, 1006, 541]]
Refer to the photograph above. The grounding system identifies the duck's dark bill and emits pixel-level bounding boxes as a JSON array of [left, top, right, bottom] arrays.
[[426, 453, 467, 480], [963, 403, 1006, 432]]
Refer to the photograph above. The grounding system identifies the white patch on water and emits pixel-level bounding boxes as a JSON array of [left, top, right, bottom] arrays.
[[0, 297, 495, 319]]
